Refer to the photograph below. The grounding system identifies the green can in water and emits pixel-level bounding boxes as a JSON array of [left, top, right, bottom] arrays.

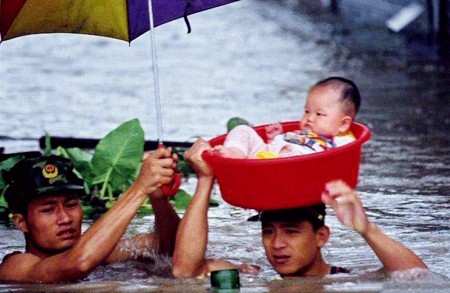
[[210, 269, 240, 292]]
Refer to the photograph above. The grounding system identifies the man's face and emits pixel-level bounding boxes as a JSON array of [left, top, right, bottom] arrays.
[[21, 194, 83, 256], [262, 221, 325, 276]]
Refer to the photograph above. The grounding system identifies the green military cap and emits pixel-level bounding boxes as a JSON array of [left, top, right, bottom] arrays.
[[4, 155, 85, 213], [247, 204, 326, 223]]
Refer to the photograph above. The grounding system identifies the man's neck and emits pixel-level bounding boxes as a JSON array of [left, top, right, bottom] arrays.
[[302, 261, 331, 277], [285, 253, 331, 277], [25, 239, 68, 259]]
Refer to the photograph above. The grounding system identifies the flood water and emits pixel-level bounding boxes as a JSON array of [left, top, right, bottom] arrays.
[[0, 0, 449, 292]]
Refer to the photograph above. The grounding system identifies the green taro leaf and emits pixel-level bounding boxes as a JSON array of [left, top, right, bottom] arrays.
[[44, 132, 52, 156], [138, 204, 154, 214], [0, 194, 8, 208], [91, 119, 145, 196], [63, 147, 94, 184], [178, 160, 194, 178], [171, 189, 193, 210], [0, 155, 24, 208], [170, 189, 220, 210], [81, 205, 96, 216], [0, 156, 24, 190]]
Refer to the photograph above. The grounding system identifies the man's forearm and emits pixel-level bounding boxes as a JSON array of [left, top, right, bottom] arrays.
[[172, 176, 214, 278], [69, 185, 148, 267], [150, 196, 180, 256], [362, 222, 427, 272]]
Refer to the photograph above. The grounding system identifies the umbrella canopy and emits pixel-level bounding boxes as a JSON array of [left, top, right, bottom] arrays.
[[0, 0, 240, 141], [0, 0, 239, 42], [0, 0, 240, 196]]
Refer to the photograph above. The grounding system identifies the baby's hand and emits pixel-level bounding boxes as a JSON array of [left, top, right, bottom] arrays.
[[265, 122, 283, 143]]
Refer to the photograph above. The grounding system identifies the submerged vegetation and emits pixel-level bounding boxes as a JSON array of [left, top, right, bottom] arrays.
[[0, 119, 218, 223]]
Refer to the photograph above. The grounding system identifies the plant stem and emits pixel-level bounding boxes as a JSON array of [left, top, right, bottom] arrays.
[[100, 169, 112, 199]]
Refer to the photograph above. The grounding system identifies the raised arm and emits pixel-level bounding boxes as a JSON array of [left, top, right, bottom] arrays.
[[0, 148, 176, 283], [106, 150, 181, 262], [172, 140, 246, 278], [172, 140, 215, 277], [321, 180, 427, 272]]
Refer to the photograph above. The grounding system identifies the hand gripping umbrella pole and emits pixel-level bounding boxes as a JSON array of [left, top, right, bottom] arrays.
[[148, 0, 182, 196]]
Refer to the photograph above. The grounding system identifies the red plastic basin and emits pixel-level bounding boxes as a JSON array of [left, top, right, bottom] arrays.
[[202, 121, 371, 210]]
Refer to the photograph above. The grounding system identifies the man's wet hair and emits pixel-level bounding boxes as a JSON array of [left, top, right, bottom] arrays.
[[248, 204, 326, 232], [312, 77, 361, 117]]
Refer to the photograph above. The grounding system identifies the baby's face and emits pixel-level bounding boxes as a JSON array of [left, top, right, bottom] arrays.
[[300, 86, 348, 137]]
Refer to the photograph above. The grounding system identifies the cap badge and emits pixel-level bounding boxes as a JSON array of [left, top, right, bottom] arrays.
[[42, 164, 59, 179]]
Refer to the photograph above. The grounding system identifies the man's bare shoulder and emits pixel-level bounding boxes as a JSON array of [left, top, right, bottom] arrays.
[[0, 251, 41, 281], [2, 251, 23, 263]]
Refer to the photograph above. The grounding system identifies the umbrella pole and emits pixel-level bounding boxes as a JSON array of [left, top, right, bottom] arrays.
[[147, 0, 164, 144], [147, 0, 182, 197]]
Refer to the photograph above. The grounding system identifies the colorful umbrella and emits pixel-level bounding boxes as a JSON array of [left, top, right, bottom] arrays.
[[0, 0, 239, 42], [0, 0, 239, 195]]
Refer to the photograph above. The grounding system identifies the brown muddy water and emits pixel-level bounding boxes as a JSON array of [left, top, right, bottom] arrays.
[[0, 0, 449, 292]]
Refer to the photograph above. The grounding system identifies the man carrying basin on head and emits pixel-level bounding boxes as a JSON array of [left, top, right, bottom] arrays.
[[173, 139, 428, 278], [0, 149, 181, 283]]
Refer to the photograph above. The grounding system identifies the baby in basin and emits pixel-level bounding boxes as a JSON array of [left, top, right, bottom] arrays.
[[213, 77, 361, 159]]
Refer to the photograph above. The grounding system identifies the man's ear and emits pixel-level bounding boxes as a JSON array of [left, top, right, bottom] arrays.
[[338, 116, 353, 133], [315, 226, 330, 248], [12, 214, 28, 233]]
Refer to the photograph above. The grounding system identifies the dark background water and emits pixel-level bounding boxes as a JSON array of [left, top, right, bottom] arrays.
[[0, 0, 449, 291]]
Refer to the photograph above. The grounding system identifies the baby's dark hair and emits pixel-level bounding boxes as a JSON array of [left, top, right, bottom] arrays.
[[312, 77, 361, 117]]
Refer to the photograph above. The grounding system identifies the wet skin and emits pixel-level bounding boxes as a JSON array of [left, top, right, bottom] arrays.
[[19, 194, 83, 257], [300, 85, 351, 137], [262, 221, 329, 277]]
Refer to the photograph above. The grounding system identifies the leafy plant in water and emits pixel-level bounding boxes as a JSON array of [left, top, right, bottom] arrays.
[[55, 119, 145, 214], [0, 155, 25, 221], [55, 119, 211, 215], [0, 118, 220, 220], [43, 132, 52, 156]]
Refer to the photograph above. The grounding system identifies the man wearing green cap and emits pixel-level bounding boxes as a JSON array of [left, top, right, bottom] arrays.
[[173, 140, 427, 278], [0, 148, 181, 283]]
